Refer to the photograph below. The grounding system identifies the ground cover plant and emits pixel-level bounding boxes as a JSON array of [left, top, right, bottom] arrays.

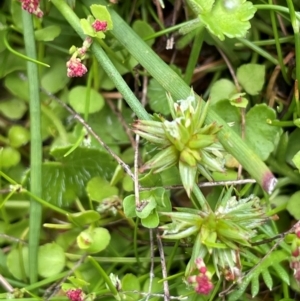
[[1, 0, 300, 300]]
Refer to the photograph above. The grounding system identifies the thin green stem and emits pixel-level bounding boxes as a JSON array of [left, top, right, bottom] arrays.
[[41, 105, 69, 143], [144, 21, 191, 41], [286, 0, 300, 92], [266, 119, 295, 127], [4, 31, 49, 68], [183, 26, 204, 85], [0, 171, 18, 185], [236, 38, 279, 65], [24, 272, 69, 291], [88, 256, 119, 296], [234, 36, 294, 47], [268, 0, 289, 83], [192, 184, 211, 212], [22, 11, 43, 285], [23, 189, 69, 215], [254, 4, 300, 21]]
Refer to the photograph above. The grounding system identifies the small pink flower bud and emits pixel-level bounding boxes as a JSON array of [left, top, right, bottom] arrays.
[[66, 58, 88, 77], [194, 275, 214, 295], [188, 258, 213, 295], [195, 258, 207, 273], [92, 20, 108, 32], [66, 289, 84, 301], [292, 248, 300, 258], [20, 0, 43, 17]]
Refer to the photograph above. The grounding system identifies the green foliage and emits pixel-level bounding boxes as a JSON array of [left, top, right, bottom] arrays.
[[8, 126, 30, 148], [2, 0, 300, 300], [7, 243, 65, 280], [121, 274, 140, 300], [132, 20, 155, 47], [0, 98, 27, 119], [37, 243, 66, 278], [80, 5, 113, 39], [86, 176, 119, 201], [286, 191, 300, 219], [77, 227, 111, 253], [23, 146, 116, 206], [212, 102, 281, 160], [147, 65, 182, 115], [123, 187, 171, 228], [68, 86, 105, 114], [35, 25, 61, 41], [237, 64, 265, 95], [228, 250, 289, 301], [187, 0, 256, 40]]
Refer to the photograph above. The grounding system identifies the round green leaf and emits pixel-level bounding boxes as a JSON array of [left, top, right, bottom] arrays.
[[292, 150, 300, 172], [38, 243, 66, 278], [77, 227, 111, 254], [41, 58, 70, 93], [0, 147, 21, 168], [35, 25, 61, 41], [122, 174, 134, 192], [147, 65, 181, 115], [68, 86, 104, 114], [132, 20, 155, 46], [200, 0, 256, 41], [8, 125, 30, 148], [123, 195, 136, 218], [135, 196, 157, 219], [0, 98, 27, 120], [245, 104, 281, 161], [4, 72, 29, 101], [141, 209, 159, 228], [147, 78, 171, 115], [209, 79, 237, 104], [142, 277, 163, 301], [121, 274, 140, 300], [86, 177, 119, 201], [7, 247, 29, 280], [286, 191, 300, 219], [237, 64, 265, 95]]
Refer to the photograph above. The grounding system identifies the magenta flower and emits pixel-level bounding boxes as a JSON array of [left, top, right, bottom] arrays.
[[66, 58, 88, 78], [92, 20, 108, 32], [20, 0, 43, 18], [66, 289, 84, 301], [188, 258, 214, 295]]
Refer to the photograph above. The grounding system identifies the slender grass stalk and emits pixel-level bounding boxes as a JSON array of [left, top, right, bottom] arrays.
[[286, 0, 300, 93], [234, 36, 294, 47], [51, 0, 277, 194], [88, 256, 119, 296], [268, 0, 289, 84], [254, 4, 300, 21], [4, 31, 50, 68], [183, 26, 204, 85], [22, 11, 43, 285], [236, 38, 279, 65]]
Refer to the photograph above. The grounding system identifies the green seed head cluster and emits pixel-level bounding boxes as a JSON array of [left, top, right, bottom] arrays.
[[160, 187, 268, 277], [133, 92, 225, 196]]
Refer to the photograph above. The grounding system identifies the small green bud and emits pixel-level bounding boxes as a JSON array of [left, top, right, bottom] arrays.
[[188, 134, 216, 149], [180, 148, 197, 166]]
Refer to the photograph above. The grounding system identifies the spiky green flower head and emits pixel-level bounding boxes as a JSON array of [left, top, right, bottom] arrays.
[[159, 187, 270, 278], [133, 91, 225, 196]]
